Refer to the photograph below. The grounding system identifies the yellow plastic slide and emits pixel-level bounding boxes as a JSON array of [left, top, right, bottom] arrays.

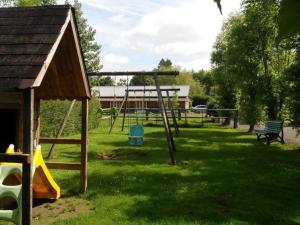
[[2, 144, 60, 200]]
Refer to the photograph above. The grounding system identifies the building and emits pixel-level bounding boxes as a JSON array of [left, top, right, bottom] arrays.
[[92, 85, 190, 109]]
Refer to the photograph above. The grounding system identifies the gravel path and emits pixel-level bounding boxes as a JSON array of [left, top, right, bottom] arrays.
[[238, 124, 300, 147]]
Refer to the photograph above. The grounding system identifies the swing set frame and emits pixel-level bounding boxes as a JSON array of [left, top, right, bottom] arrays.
[[88, 71, 179, 165]]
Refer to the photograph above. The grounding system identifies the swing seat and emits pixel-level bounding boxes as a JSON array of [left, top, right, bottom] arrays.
[[128, 125, 144, 146]]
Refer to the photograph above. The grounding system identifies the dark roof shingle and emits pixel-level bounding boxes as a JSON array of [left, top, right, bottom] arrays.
[[0, 5, 70, 90]]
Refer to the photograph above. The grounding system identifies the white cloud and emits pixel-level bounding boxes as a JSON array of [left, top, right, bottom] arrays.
[[60, 0, 241, 71], [102, 53, 130, 71], [106, 0, 241, 70]]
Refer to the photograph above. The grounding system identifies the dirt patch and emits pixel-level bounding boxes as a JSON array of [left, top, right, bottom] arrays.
[[97, 150, 147, 160], [32, 196, 93, 225]]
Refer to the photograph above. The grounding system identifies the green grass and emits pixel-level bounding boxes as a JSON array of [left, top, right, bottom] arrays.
[[42, 121, 300, 225]]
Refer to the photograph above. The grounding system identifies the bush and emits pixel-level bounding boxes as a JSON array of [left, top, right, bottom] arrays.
[[40, 97, 101, 137]]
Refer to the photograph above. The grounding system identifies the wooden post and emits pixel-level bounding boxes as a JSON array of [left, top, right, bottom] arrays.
[[109, 95, 126, 134], [121, 90, 129, 131], [81, 98, 88, 192], [166, 91, 179, 137], [47, 100, 76, 159], [146, 108, 149, 121], [22, 88, 34, 225], [153, 73, 176, 164], [178, 109, 181, 121]]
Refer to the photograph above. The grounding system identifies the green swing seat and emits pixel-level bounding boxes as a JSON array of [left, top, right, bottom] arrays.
[[128, 124, 144, 145], [0, 165, 22, 225]]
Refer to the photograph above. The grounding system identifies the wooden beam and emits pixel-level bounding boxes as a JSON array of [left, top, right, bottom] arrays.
[[121, 90, 129, 132], [87, 71, 179, 76], [47, 100, 76, 159], [126, 88, 180, 92], [39, 138, 82, 145], [32, 11, 71, 87], [109, 95, 126, 134], [153, 74, 176, 165], [22, 88, 34, 225], [166, 90, 179, 137], [81, 98, 88, 192], [45, 162, 81, 170], [0, 153, 31, 164]]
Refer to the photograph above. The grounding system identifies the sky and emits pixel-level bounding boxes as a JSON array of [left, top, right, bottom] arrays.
[[59, 0, 242, 72]]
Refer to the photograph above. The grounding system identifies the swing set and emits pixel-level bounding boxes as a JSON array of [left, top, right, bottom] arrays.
[[88, 71, 179, 165]]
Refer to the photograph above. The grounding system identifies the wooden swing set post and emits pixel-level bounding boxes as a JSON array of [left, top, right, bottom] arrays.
[[88, 71, 179, 165]]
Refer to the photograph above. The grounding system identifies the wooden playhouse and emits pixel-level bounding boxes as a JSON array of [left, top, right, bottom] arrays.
[[0, 5, 90, 225]]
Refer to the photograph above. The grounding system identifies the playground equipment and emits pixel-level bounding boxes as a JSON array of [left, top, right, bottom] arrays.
[[0, 144, 61, 225], [128, 125, 144, 146], [88, 71, 179, 165]]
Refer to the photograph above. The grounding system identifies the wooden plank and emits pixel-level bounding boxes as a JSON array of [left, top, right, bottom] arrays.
[[0, 55, 47, 66], [47, 100, 76, 159], [0, 44, 52, 55], [153, 74, 176, 165], [81, 99, 88, 192], [88, 71, 179, 76], [39, 138, 82, 145], [121, 91, 129, 131], [22, 88, 34, 225], [0, 34, 58, 44], [32, 11, 71, 88], [69, 11, 90, 98], [45, 162, 81, 170], [109, 95, 126, 134], [0, 153, 31, 163], [166, 90, 179, 137]]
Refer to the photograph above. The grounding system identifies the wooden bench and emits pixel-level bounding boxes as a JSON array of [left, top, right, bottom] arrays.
[[254, 120, 284, 145]]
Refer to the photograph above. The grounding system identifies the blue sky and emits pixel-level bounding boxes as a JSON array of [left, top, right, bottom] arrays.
[[60, 0, 241, 71]]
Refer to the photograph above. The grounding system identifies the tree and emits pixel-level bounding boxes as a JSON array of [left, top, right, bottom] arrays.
[[90, 76, 114, 87], [16, 0, 55, 6], [158, 58, 173, 69], [71, 0, 102, 87], [130, 75, 154, 86], [193, 69, 214, 95]]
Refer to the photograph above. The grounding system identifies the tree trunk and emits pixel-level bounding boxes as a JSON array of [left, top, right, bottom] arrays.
[[248, 123, 255, 133]]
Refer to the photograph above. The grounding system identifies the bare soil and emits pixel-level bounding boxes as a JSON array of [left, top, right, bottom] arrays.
[[32, 196, 93, 225]]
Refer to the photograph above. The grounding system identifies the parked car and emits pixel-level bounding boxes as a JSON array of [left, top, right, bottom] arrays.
[[192, 105, 207, 113]]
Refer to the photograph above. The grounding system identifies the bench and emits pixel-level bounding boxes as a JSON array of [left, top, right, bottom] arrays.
[[254, 120, 284, 145]]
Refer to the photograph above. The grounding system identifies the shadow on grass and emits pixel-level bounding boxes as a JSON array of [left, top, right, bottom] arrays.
[[53, 126, 300, 225]]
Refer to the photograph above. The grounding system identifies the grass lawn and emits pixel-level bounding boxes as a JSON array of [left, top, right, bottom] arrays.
[[6, 120, 300, 225]]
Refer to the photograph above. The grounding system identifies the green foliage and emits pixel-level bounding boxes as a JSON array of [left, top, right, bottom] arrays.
[[90, 76, 114, 87], [72, 0, 101, 74], [16, 0, 55, 6], [130, 75, 154, 86], [40, 97, 101, 137], [278, 0, 300, 40]]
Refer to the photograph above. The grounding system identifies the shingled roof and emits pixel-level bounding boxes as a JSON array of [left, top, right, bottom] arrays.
[[0, 5, 90, 99]]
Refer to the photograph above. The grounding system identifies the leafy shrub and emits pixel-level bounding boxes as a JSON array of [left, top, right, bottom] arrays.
[[40, 97, 101, 137]]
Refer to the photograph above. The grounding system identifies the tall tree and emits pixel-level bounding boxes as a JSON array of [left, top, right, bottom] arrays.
[[71, 0, 102, 87]]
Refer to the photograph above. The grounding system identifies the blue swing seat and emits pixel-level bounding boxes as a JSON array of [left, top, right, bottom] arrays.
[[128, 124, 144, 146]]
